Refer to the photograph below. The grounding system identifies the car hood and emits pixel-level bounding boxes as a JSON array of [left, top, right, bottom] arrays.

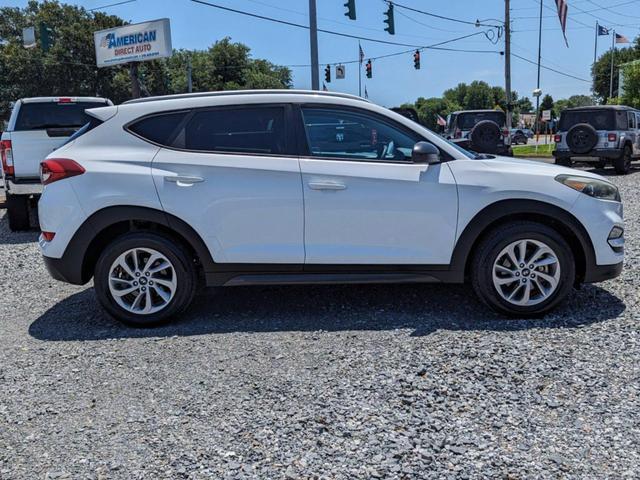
[[479, 155, 609, 182]]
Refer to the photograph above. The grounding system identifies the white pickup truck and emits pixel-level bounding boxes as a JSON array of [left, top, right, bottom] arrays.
[[1, 96, 112, 230]]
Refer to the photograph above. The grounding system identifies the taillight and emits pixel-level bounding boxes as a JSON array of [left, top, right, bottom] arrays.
[[454, 129, 462, 139], [608, 133, 617, 142], [554, 134, 562, 143], [41, 231, 56, 242], [58, 97, 73, 104], [502, 129, 509, 138], [40, 158, 85, 185], [0, 139, 14, 175]]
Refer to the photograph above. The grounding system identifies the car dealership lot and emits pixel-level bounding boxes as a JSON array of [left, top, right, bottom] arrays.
[[1, 164, 639, 479]]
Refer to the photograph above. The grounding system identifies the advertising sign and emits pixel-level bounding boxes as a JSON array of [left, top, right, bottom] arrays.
[[22, 27, 36, 48], [542, 109, 552, 121], [94, 18, 172, 68]]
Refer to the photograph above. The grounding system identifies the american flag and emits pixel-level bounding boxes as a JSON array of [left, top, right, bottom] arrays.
[[359, 43, 365, 64], [436, 114, 447, 127], [616, 33, 630, 43], [555, 0, 569, 46]]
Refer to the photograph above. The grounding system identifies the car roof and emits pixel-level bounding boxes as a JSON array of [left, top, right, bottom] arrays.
[[451, 109, 505, 115], [562, 105, 638, 113], [123, 89, 370, 105]]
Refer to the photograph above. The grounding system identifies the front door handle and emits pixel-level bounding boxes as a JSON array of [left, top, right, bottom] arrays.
[[165, 175, 205, 187], [308, 181, 347, 191]]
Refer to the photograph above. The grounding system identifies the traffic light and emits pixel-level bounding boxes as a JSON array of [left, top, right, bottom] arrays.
[[383, 2, 395, 35], [39, 22, 53, 52], [365, 59, 372, 79], [413, 49, 420, 70], [344, 0, 356, 20], [324, 64, 331, 83]]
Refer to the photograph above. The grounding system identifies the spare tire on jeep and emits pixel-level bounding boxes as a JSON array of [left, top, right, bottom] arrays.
[[566, 123, 598, 154], [469, 120, 501, 154]]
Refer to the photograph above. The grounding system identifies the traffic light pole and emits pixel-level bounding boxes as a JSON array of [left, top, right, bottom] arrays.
[[309, 0, 320, 91], [504, 0, 512, 128]]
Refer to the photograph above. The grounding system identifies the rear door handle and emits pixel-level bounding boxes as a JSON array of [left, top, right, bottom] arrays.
[[308, 181, 347, 191], [165, 175, 204, 187]]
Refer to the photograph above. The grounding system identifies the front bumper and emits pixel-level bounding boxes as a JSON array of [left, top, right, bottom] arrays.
[[583, 261, 623, 283], [553, 148, 623, 160]]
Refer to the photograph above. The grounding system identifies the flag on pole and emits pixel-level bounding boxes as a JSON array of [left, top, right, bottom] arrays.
[[615, 33, 630, 43], [364, 86, 368, 99], [555, 0, 569, 46], [359, 43, 365, 64], [597, 25, 610, 36], [322, 82, 328, 92], [436, 114, 447, 127]]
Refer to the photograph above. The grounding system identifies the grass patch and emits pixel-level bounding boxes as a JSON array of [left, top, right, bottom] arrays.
[[513, 143, 554, 158]]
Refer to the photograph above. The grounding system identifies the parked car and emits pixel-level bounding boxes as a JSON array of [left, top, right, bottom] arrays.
[[0, 96, 112, 230], [511, 128, 533, 145], [443, 109, 512, 156], [38, 90, 623, 326], [553, 105, 639, 174]]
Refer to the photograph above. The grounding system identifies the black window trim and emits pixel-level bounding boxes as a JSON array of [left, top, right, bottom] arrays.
[[295, 103, 452, 164], [124, 103, 296, 157]]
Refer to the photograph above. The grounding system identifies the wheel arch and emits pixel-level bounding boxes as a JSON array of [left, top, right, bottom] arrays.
[[63, 206, 215, 284], [451, 199, 595, 283]]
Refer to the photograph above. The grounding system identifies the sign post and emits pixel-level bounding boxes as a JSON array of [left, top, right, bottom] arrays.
[[94, 18, 172, 98]]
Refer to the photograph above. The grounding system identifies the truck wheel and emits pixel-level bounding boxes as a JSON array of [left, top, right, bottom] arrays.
[[6, 194, 30, 231], [613, 145, 632, 174]]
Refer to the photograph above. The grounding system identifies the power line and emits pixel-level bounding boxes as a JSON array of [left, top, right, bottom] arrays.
[[389, 0, 501, 28], [511, 52, 590, 82], [87, 0, 136, 11]]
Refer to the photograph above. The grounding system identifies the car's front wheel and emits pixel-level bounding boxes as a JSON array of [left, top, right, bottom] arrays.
[[94, 232, 197, 327], [471, 222, 575, 317]]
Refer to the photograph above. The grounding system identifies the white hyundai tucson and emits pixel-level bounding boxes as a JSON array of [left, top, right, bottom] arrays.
[[37, 90, 624, 326]]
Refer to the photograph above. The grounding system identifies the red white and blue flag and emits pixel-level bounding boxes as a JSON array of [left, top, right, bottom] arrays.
[[555, 0, 569, 46], [359, 43, 365, 64], [436, 114, 447, 127], [616, 33, 630, 44]]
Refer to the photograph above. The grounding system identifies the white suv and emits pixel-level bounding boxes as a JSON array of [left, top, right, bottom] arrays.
[[38, 90, 624, 326]]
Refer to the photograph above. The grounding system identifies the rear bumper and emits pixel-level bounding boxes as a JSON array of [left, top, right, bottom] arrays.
[[5, 178, 42, 195], [583, 261, 623, 283], [553, 148, 622, 160], [42, 251, 86, 285]]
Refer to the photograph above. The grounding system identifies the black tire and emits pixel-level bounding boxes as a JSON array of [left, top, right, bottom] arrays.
[[471, 222, 575, 317], [6, 194, 30, 231], [566, 123, 598, 154], [470, 120, 502, 154], [596, 159, 608, 169], [613, 144, 632, 175], [555, 157, 573, 167], [94, 232, 198, 327]]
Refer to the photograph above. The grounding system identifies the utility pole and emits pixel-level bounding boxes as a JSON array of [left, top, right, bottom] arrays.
[[610, 30, 615, 99], [309, 0, 319, 91], [129, 62, 141, 99], [504, 0, 512, 128], [534, 0, 543, 136], [187, 55, 193, 93]]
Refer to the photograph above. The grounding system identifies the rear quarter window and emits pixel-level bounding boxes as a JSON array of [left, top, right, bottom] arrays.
[[14, 101, 108, 131], [127, 111, 189, 146]]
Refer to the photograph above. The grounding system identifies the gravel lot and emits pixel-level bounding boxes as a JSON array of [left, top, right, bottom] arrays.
[[1, 165, 639, 479]]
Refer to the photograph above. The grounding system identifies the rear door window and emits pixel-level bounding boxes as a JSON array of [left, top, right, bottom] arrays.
[[128, 111, 189, 146], [559, 110, 616, 131], [457, 111, 505, 129], [179, 106, 286, 155], [14, 101, 108, 131]]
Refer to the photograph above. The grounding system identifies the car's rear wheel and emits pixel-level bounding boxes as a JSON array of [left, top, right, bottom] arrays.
[[471, 222, 575, 317], [6, 194, 30, 231], [613, 145, 632, 175], [94, 232, 197, 327]]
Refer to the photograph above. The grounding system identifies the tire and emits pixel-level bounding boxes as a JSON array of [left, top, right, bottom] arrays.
[[613, 145, 632, 175], [555, 157, 573, 167], [596, 159, 608, 169], [6, 194, 30, 231], [566, 123, 598, 154], [471, 222, 575, 317], [94, 232, 198, 327], [470, 120, 502, 154]]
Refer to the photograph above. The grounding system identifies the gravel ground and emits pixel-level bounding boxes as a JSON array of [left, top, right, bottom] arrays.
[[0, 165, 639, 479]]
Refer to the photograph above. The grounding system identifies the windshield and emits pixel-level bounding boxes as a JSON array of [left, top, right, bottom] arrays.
[[457, 111, 505, 130], [559, 110, 616, 131], [14, 101, 107, 131]]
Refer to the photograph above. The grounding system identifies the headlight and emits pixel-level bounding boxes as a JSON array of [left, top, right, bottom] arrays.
[[555, 174, 621, 202]]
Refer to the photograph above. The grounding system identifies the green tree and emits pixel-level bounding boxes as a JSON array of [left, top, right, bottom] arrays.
[[620, 62, 640, 108], [516, 96, 533, 112], [592, 38, 640, 101]]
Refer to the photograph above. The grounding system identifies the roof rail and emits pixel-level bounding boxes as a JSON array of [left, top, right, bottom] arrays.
[[122, 89, 370, 105]]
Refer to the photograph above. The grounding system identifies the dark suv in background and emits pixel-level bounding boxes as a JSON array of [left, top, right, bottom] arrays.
[[553, 105, 639, 174], [444, 109, 512, 156]]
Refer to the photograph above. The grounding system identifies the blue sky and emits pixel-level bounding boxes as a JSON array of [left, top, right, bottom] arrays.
[[3, 0, 638, 105]]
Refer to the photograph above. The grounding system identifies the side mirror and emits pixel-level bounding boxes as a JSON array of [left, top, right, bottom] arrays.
[[412, 141, 440, 164]]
